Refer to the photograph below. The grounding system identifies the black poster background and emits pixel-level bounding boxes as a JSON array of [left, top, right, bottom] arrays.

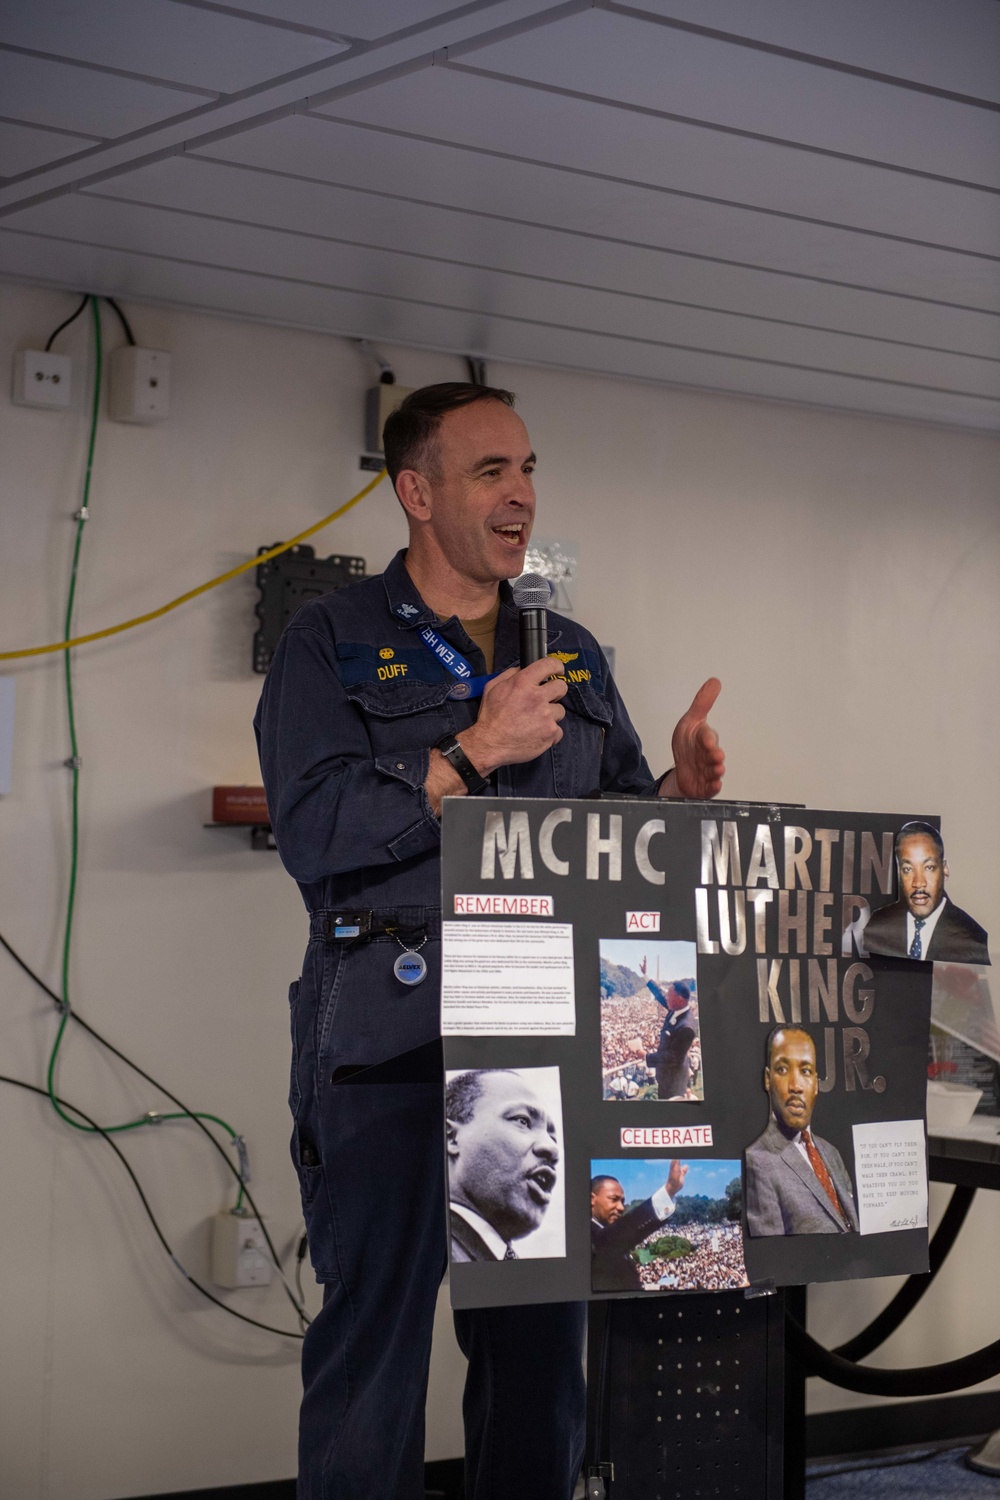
[[441, 797, 933, 1311]]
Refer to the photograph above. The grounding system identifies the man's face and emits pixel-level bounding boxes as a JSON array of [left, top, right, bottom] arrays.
[[765, 1029, 818, 1134], [897, 834, 947, 920], [448, 1072, 558, 1241], [591, 1178, 626, 1227], [414, 400, 536, 585]]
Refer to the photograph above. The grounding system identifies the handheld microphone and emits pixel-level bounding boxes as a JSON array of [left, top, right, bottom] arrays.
[[511, 573, 554, 667]]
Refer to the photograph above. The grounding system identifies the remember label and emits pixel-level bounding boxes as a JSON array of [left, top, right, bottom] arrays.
[[455, 894, 554, 916]]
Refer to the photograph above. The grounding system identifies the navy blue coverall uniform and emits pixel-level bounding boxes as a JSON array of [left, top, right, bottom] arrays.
[[255, 549, 659, 1500]]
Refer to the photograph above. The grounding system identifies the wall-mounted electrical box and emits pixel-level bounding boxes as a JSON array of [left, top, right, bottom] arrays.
[[364, 382, 414, 455], [108, 346, 170, 423], [211, 1211, 273, 1288], [12, 350, 72, 409]]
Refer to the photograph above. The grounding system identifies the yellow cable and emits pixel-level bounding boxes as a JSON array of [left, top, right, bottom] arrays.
[[0, 469, 387, 661]]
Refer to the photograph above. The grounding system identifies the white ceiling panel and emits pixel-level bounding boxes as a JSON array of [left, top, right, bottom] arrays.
[[1, 223, 995, 430], [0, 0, 347, 93], [198, 115, 1000, 313], [625, 0, 1000, 105], [454, 9, 1000, 186], [93, 155, 1000, 359], [313, 67, 1000, 253], [0, 0, 995, 429], [0, 50, 211, 137], [9, 194, 998, 400], [180, 0, 492, 42], [0, 119, 99, 176]]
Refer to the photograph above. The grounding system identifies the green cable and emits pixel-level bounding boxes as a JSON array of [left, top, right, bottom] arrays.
[[44, 297, 246, 1209]]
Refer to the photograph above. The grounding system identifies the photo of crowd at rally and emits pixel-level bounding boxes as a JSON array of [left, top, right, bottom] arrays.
[[599, 939, 703, 1102], [590, 1159, 747, 1293]]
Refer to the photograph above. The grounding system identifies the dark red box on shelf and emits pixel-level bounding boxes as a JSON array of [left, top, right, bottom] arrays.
[[212, 786, 270, 825]]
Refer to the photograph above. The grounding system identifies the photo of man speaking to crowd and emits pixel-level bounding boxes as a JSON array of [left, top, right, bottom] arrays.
[[599, 939, 703, 1101], [591, 1158, 747, 1293]]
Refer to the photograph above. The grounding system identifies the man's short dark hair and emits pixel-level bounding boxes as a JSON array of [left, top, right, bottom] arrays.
[[765, 1024, 814, 1067], [445, 1069, 517, 1125], [673, 982, 691, 1001], [590, 1174, 621, 1195], [895, 821, 944, 859], [382, 382, 516, 485]]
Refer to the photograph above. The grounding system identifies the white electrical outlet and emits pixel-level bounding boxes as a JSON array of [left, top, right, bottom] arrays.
[[12, 349, 72, 409], [108, 345, 170, 423], [211, 1211, 273, 1288]]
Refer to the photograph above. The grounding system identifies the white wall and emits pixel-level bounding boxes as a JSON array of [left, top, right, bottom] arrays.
[[0, 281, 997, 1498]]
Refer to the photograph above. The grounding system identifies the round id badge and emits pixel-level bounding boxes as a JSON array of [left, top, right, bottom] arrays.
[[393, 950, 427, 986]]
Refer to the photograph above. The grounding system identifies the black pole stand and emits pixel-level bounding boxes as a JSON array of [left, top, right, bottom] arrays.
[[587, 1286, 792, 1498]]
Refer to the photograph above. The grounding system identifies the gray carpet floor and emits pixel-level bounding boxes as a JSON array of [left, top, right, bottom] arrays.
[[807, 1448, 1000, 1495]]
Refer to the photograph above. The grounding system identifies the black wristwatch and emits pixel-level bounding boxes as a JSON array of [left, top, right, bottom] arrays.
[[436, 733, 490, 795]]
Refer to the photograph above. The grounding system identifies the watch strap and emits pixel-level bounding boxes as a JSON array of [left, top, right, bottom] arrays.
[[436, 733, 490, 795]]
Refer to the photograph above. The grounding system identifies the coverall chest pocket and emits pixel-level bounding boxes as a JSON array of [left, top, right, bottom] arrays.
[[551, 682, 612, 797], [343, 677, 456, 755]]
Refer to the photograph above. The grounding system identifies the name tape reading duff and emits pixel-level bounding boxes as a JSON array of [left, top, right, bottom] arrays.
[[455, 894, 554, 916], [620, 1126, 714, 1149]]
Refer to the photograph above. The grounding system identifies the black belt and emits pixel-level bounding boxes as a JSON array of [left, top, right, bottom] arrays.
[[310, 908, 441, 943]]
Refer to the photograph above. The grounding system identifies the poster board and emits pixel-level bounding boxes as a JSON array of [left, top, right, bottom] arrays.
[[440, 797, 938, 1309]]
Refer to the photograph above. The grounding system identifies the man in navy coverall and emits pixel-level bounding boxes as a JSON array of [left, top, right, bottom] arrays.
[[255, 382, 726, 1500]]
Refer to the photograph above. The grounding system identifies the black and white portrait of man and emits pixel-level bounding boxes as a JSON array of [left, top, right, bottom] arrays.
[[445, 1066, 567, 1262]]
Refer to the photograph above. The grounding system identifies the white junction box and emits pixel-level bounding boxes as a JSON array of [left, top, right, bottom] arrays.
[[211, 1211, 273, 1288], [365, 382, 414, 454], [109, 345, 170, 423], [12, 349, 72, 409]]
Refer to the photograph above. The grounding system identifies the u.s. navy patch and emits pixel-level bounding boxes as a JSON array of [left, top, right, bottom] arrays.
[[394, 603, 419, 619]]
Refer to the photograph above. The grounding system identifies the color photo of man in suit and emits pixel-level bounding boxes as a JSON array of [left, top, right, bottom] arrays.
[[745, 1027, 859, 1237], [864, 822, 989, 965], [446, 1068, 562, 1262], [590, 1161, 687, 1291]]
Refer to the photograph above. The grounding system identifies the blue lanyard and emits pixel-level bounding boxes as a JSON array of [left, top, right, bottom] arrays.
[[417, 623, 497, 700]]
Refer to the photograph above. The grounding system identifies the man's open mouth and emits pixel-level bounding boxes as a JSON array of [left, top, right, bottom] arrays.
[[492, 522, 526, 548], [526, 1166, 556, 1203]]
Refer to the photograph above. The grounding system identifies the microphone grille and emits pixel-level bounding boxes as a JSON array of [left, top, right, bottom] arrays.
[[511, 573, 553, 609]]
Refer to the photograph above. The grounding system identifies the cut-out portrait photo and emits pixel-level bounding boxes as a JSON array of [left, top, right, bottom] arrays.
[[864, 822, 989, 966], [745, 1026, 858, 1237]]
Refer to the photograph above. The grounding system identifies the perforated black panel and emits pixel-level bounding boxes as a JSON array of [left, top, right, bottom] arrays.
[[253, 544, 365, 673], [589, 1291, 787, 1499]]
